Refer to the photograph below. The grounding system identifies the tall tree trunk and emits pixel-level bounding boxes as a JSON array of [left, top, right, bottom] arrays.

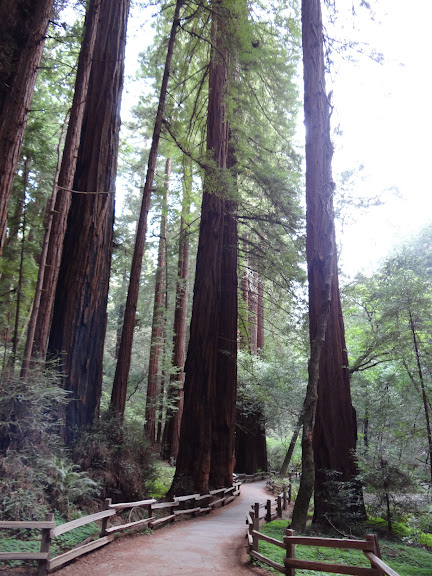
[[239, 240, 250, 348], [115, 269, 128, 359], [11, 207, 27, 368], [0, 0, 54, 253], [291, 0, 364, 531], [110, 0, 184, 421], [257, 273, 264, 351], [280, 412, 303, 477], [408, 309, 432, 483], [209, 192, 238, 488], [20, 114, 67, 378], [47, 0, 130, 445], [161, 156, 191, 461], [145, 158, 170, 443], [248, 271, 258, 354], [29, 0, 101, 364], [171, 1, 231, 495]]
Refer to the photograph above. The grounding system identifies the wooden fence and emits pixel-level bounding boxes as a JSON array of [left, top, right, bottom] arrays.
[[266, 477, 292, 504], [235, 471, 271, 482], [0, 482, 242, 574], [247, 505, 400, 576]]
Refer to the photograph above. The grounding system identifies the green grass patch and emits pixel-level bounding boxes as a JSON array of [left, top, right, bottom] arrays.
[[254, 519, 432, 576], [148, 462, 175, 499]]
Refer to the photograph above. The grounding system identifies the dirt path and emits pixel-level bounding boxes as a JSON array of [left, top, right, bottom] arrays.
[[55, 481, 275, 576]]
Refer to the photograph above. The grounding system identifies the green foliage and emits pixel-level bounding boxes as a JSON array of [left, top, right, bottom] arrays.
[[360, 456, 417, 533], [72, 415, 157, 502], [315, 470, 366, 530], [266, 436, 301, 472], [148, 461, 175, 499], [0, 366, 101, 520], [344, 224, 432, 528], [45, 457, 99, 516], [52, 512, 100, 553], [237, 349, 306, 446]]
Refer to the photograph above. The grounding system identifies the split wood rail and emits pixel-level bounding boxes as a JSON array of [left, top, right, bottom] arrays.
[[0, 482, 241, 575], [235, 471, 271, 482], [247, 518, 400, 576], [246, 486, 291, 541]]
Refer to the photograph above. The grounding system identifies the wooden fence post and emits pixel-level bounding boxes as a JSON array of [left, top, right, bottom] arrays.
[[266, 499, 272, 522], [277, 495, 282, 517], [254, 503, 260, 531], [37, 512, 53, 576], [252, 513, 259, 553], [248, 511, 253, 551], [366, 533, 382, 571], [284, 528, 295, 576], [248, 511, 255, 552], [282, 485, 287, 510], [288, 483, 292, 503], [100, 498, 112, 537]]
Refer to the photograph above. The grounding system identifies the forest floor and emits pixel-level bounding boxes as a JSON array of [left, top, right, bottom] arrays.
[[1, 481, 280, 576]]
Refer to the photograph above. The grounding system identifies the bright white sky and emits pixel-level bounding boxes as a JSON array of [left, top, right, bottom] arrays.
[[327, 0, 432, 277], [119, 0, 431, 278]]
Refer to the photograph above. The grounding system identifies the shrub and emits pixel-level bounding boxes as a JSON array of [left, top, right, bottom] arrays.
[[73, 414, 157, 503], [0, 367, 99, 520]]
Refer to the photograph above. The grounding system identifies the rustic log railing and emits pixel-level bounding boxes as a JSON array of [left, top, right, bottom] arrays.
[[246, 487, 290, 551], [247, 521, 401, 576], [266, 477, 292, 505], [0, 480, 243, 574]]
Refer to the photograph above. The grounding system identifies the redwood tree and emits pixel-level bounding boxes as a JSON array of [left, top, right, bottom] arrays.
[[161, 157, 191, 461], [47, 0, 130, 445], [110, 0, 184, 421], [292, 0, 365, 530], [170, 0, 237, 494], [145, 159, 170, 443], [22, 0, 101, 376], [0, 0, 54, 252]]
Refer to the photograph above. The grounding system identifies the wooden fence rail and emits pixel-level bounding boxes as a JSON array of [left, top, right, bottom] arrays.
[[247, 516, 401, 576], [0, 477, 250, 574]]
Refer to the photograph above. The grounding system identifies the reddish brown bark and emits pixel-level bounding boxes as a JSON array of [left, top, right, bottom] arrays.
[[257, 274, 264, 351], [0, 0, 54, 253], [292, 0, 364, 529], [248, 272, 258, 354], [209, 194, 238, 488], [161, 158, 191, 461], [171, 2, 232, 495], [239, 241, 250, 349], [47, 0, 130, 445], [110, 0, 183, 421], [145, 159, 170, 443], [29, 0, 101, 364]]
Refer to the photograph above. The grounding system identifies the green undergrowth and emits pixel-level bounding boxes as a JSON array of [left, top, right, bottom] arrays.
[[0, 514, 100, 568], [148, 462, 175, 499], [367, 516, 432, 548], [255, 519, 432, 576]]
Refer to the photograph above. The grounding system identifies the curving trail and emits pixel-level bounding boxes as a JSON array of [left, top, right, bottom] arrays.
[[56, 481, 273, 576]]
